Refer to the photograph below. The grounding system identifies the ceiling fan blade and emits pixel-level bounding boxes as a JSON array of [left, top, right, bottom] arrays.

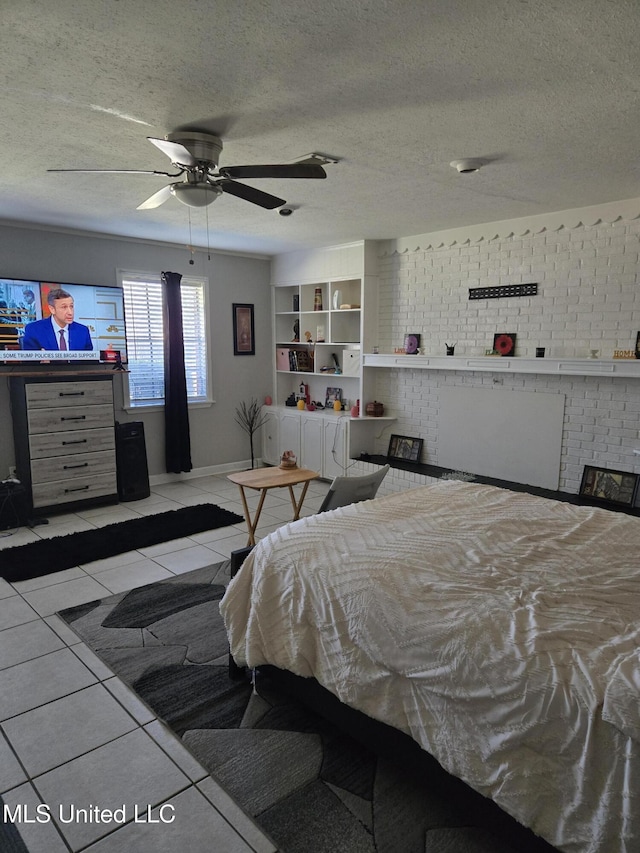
[[218, 180, 286, 209], [148, 137, 197, 167], [47, 168, 182, 176], [219, 163, 326, 180], [137, 185, 173, 210]]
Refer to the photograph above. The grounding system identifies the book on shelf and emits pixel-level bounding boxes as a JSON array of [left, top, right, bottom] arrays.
[[281, 347, 314, 372]]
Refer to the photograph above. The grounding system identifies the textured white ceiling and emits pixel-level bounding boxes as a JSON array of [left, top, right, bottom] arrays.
[[2, 0, 640, 255]]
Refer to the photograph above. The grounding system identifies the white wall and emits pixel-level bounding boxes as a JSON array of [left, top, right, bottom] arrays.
[[0, 223, 272, 479], [371, 210, 640, 495]]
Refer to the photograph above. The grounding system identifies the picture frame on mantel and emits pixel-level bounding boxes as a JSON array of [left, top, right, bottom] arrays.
[[493, 332, 516, 356], [579, 465, 639, 508], [387, 434, 423, 463], [233, 303, 255, 355]]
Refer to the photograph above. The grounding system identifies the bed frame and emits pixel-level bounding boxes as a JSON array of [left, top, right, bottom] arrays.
[[255, 664, 559, 853], [227, 545, 557, 852]]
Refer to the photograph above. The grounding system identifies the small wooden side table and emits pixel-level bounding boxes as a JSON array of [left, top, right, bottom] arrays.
[[227, 466, 319, 546]]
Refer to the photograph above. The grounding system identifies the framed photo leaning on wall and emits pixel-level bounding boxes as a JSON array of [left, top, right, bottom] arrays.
[[579, 465, 639, 508], [387, 434, 423, 463]]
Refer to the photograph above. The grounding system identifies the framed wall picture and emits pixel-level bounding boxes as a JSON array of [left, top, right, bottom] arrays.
[[233, 303, 255, 355], [387, 434, 423, 463], [579, 465, 639, 508]]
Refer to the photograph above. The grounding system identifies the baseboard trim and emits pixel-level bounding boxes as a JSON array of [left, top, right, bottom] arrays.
[[149, 458, 261, 486]]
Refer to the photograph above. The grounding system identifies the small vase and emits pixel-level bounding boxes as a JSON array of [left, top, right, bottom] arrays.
[[314, 288, 323, 311], [333, 289, 342, 310]]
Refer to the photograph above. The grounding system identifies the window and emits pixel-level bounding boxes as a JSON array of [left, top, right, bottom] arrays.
[[119, 271, 210, 408]]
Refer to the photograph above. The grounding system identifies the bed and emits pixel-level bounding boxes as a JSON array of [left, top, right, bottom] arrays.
[[220, 479, 640, 853]]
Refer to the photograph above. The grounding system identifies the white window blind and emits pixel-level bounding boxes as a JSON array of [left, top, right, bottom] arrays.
[[119, 271, 209, 407]]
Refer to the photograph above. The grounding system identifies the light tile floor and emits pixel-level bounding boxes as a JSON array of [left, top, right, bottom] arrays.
[[0, 473, 331, 853]]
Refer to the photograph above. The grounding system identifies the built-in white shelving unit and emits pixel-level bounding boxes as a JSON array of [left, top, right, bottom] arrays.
[[268, 241, 394, 473]]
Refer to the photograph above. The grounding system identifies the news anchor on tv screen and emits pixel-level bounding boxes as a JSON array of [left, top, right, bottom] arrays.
[[21, 287, 93, 351]]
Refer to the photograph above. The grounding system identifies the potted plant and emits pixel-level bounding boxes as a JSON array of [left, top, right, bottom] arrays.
[[235, 398, 269, 469]]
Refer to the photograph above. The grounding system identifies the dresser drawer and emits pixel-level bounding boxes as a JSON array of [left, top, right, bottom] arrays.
[[27, 404, 114, 434], [29, 427, 115, 459], [26, 380, 114, 409], [31, 450, 116, 485], [32, 473, 117, 509]]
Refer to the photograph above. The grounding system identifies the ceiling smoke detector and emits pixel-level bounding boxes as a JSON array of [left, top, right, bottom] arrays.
[[450, 158, 486, 174]]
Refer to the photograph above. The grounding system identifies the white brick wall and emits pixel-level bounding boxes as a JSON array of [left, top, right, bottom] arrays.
[[373, 219, 640, 495]]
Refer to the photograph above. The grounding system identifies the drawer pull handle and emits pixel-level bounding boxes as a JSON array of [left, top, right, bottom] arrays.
[[64, 485, 91, 494], [60, 415, 87, 422], [61, 439, 88, 446], [58, 391, 86, 397], [63, 462, 89, 470]]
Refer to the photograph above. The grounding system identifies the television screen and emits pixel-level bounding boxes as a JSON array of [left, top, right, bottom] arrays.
[[0, 278, 127, 365]]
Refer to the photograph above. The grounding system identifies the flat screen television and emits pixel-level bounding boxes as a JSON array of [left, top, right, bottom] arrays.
[[0, 278, 127, 366]]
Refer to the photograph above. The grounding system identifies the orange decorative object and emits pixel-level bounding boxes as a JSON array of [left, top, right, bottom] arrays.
[[333, 399, 342, 412]]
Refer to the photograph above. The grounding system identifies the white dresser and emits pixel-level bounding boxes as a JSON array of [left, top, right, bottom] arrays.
[[10, 376, 118, 515]]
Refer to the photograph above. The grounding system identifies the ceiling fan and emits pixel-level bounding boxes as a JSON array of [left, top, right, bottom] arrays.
[[47, 131, 327, 210]]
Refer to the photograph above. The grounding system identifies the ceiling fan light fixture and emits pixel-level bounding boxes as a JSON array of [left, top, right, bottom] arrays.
[[450, 158, 486, 174], [170, 182, 222, 207]]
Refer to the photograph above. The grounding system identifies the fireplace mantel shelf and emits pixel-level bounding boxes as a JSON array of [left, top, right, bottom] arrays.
[[362, 354, 640, 378]]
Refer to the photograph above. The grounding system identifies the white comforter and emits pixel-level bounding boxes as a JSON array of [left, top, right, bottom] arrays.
[[220, 480, 640, 853]]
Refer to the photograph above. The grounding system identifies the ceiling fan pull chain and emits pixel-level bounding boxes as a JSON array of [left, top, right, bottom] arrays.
[[205, 201, 211, 261], [188, 208, 195, 265]]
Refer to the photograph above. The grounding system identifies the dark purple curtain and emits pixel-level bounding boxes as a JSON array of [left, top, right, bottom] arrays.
[[161, 271, 192, 473]]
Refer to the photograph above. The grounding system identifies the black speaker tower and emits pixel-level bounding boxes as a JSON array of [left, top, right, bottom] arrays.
[[115, 421, 150, 501]]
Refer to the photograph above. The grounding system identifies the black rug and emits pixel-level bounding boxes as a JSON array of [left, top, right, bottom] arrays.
[[0, 504, 243, 582], [58, 563, 558, 853]]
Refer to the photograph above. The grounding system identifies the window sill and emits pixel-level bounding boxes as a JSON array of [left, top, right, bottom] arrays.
[[122, 399, 214, 414]]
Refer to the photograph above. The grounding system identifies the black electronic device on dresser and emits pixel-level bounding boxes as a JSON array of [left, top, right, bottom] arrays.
[[9, 375, 119, 518]]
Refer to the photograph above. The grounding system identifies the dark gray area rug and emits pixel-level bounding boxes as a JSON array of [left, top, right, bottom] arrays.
[[58, 562, 558, 853]]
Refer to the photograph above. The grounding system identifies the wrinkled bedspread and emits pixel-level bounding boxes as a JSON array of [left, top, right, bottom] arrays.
[[220, 480, 640, 853]]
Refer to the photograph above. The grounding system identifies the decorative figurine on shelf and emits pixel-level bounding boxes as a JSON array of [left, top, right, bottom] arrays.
[[314, 288, 323, 311], [304, 330, 313, 343], [292, 319, 300, 342]]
